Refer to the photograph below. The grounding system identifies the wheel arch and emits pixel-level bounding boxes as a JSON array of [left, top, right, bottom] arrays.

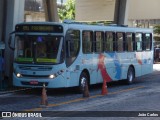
[[129, 65, 135, 78], [125, 64, 135, 85], [81, 69, 90, 85]]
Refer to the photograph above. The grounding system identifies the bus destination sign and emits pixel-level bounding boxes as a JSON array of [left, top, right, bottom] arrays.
[[15, 24, 63, 33]]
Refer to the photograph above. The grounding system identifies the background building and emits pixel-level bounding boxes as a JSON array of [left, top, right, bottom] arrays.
[[76, 0, 160, 28], [24, 0, 67, 22], [24, 0, 160, 28], [128, 0, 160, 28], [24, 0, 45, 21]]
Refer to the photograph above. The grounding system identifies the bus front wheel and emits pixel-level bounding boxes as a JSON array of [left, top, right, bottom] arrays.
[[126, 67, 135, 85], [78, 72, 89, 93]]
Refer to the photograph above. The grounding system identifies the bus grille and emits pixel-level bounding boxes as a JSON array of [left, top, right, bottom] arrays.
[[21, 74, 49, 78], [19, 65, 52, 71]]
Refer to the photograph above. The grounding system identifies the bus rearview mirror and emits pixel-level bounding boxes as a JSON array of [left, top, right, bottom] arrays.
[[8, 35, 15, 51]]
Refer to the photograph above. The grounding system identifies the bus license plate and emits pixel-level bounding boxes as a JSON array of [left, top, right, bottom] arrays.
[[30, 81, 39, 85]]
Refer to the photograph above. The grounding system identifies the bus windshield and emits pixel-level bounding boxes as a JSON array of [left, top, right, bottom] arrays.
[[14, 35, 64, 64]]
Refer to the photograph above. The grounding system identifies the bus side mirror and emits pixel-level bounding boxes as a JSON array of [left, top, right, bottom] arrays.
[[8, 33, 15, 51]]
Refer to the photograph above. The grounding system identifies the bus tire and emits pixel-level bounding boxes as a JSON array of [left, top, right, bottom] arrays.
[[78, 72, 89, 93], [126, 67, 135, 85]]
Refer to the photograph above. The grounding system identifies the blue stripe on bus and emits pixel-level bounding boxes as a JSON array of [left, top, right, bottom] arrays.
[[107, 53, 121, 79]]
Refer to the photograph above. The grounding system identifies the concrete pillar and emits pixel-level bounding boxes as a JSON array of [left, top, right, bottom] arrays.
[[0, 0, 4, 42], [4, 0, 25, 85], [43, 0, 59, 22], [114, 0, 130, 25]]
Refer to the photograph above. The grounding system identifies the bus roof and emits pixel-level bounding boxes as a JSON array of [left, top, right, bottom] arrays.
[[15, 21, 153, 33]]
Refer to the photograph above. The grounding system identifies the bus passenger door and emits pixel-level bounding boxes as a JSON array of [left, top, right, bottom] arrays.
[[65, 29, 81, 87], [82, 30, 97, 85]]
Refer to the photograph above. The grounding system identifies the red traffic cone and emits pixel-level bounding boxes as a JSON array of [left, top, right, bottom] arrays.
[[101, 81, 108, 95], [83, 81, 90, 98], [40, 83, 48, 107]]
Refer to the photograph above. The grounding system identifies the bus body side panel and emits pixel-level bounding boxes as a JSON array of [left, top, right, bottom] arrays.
[[116, 52, 129, 80], [65, 56, 82, 87], [66, 66, 81, 87], [67, 54, 99, 87], [82, 54, 97, 85], [105, 52, 122, 81], [126, 52, 136, 77], [134, 52, 142, 77], [104, 52, 130, 81], [141, 51, 153, 75]]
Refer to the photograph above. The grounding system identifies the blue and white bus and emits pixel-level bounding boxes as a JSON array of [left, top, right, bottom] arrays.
[[9, 21, 153, 92]]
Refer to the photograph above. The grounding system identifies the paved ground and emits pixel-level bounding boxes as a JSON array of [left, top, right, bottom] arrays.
[[0, 64, 160, 120]]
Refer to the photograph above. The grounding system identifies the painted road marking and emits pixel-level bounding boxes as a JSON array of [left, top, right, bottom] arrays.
[[25, 86, 145, 111], [108, 86, 144, 95]]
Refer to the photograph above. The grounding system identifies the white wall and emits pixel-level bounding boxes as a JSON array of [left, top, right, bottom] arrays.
[[75, 0, 115, 21], [128, 0, 160, 20]]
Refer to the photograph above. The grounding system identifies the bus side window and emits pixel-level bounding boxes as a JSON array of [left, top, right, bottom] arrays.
[[66, 29, 80, 67], [104, 32, 114, 52], [135, 33, 142, 51], [82, 31, 93, 53], [126, 33, 134, 52], [95, 31, 104, 53], [144, 33, 152, 51], [116, 32, 124, 52]]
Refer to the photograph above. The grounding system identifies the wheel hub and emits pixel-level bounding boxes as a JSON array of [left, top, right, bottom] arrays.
[[81, 77, 86, 89]]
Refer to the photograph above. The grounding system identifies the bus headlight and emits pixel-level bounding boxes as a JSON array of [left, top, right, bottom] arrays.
[[16, 73, 22, 78], [49, 74, 56, 79]]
